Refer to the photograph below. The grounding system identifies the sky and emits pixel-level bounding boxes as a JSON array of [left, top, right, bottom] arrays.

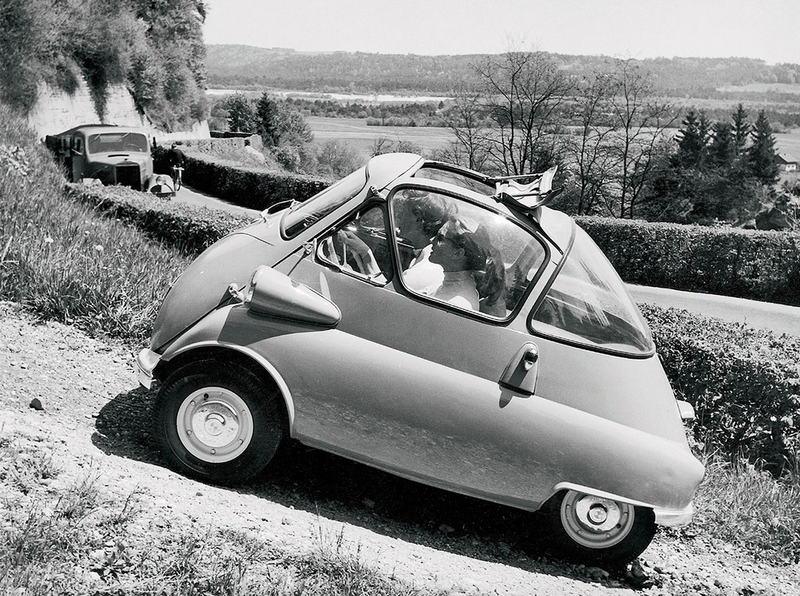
[[202, 0, 800, 65]]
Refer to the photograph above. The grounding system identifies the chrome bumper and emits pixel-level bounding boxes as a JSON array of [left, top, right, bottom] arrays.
[[136, 348, 161, 389], [654, 502, 694, 527]]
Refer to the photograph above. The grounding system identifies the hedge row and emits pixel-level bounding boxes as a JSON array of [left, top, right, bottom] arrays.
[[153, 146, 330, 211], [67, 183, 253, 255], [576, 216, 800, 307], [69, 183, 800, 475], [159, 148, 800, 307], [642, 304, 800, 475]]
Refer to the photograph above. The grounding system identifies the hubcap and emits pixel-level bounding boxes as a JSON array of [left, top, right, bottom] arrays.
[[176, 387, 254, 463], [560, 490, 636, 549]]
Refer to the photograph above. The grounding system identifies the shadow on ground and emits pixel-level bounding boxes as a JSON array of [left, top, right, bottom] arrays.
[[93, 386, 642, 588]]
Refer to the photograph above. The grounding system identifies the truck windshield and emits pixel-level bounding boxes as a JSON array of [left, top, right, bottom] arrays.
[[530, 226, 653, 356], [87, 132, 149, 154]]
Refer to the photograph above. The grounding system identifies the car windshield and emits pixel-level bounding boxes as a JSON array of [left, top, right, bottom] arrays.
[[87, 132, 149, 154], [530, 226, 653, 356], [282, 166, 368, 238]]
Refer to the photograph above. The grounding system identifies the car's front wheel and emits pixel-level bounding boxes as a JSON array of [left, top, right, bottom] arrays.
[[154, 360, 285, 484], [543, 490, 656, 566]]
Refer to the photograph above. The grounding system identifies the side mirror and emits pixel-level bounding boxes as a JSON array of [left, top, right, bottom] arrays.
[[244, 266, 340, 327]]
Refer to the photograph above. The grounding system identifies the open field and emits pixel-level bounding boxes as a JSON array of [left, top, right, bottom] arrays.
[[308, 116, 800, 161], [307, 116, 453, 159]]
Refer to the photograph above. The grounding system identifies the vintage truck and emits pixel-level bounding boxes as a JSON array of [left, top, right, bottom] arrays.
[[45, 124, 155, 191]]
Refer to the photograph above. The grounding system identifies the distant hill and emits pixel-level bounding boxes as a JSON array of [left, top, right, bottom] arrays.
[[206, 44, 800, 100]]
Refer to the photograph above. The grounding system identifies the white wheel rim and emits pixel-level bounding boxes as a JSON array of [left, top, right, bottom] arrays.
[[176, 387, 254, 463], [560, 490, 636, 549]]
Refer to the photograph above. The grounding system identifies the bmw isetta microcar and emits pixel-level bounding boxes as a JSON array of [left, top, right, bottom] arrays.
[[136, 153, 705, 564]]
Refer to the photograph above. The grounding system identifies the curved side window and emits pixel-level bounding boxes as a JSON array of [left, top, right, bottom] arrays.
[[282, 166, 368, 239], [530, 226, 654, 356], [389, 188, 547, 318]]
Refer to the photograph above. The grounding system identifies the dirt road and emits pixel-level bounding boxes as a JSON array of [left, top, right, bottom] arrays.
[[0, 301, 797, 595]]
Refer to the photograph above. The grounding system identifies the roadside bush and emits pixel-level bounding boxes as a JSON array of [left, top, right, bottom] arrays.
[[154, 146, 330, 211], [577, 216, 800, 306], [69, 184, 253, 255], [641, 304, 800, 475]]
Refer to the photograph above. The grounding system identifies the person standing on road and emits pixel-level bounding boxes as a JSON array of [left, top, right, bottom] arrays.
[[166, 142, 185, 170], [166, 142, 186, 187]]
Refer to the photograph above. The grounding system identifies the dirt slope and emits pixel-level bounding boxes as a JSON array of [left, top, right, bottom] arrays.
[[0, 301, 797, 595]]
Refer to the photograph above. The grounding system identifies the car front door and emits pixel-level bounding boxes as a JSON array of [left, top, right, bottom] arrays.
[[283, 190, 557, 506]]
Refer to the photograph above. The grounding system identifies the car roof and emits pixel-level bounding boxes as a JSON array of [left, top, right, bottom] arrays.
[[376, 153, 573, 252], [55, 124, 149, 137]]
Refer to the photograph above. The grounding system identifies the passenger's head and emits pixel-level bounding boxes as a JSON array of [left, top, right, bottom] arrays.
[[395, 193, 453, 249], [430, 217, 486, 272]]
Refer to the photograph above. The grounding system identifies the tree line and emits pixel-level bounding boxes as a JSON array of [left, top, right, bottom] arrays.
[[436, 52, 788, 225]]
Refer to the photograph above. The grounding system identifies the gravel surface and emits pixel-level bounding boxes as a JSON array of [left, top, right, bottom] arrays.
[[0, 300, 798, 595]]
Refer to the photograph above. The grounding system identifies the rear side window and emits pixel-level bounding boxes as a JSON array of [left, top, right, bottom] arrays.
[[530, 226, 653, 355]]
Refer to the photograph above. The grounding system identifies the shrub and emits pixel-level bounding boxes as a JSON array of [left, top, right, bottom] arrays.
[[68, 184, 254, 255], [154, 145, 331, 211], [642, 304, 800, 474], [577, 216, 800, 306]]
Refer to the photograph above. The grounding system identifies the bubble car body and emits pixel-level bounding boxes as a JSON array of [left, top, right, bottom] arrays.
[[136, 153, 704, 564]]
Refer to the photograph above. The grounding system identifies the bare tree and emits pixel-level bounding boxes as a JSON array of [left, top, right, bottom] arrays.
[[443, 84, 489, 171], [473, 51, 573, 175], [607, 60, 677, 218], [566, 70, 620, 215]]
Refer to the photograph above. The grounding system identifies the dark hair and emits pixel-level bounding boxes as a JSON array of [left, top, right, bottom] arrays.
[[444, 218, 505, 307], [411, 195, 454, 237]]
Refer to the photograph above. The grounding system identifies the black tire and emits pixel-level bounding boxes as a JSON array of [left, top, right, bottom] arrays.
[[542, 490, 656, 566], [153, 360, 285, 485]]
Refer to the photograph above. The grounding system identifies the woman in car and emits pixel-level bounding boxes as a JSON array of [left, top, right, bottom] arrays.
[[428, 216, 504, 313]]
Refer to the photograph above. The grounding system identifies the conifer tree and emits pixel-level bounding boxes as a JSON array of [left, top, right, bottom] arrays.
[[747, 110, 779, 186], [708, 122, 734, 169], [732, 104, 750, 156], [675, 110, 710, 169]]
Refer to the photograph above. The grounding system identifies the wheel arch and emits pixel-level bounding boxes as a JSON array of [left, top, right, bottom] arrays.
[[155, 342, 296, 433]]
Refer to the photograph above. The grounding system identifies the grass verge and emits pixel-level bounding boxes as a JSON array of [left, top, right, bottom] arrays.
[[0, 105, 191, 343], [0, 433, 435, 595]]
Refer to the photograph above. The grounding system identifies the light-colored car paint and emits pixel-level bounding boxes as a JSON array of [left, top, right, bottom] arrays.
[[137, 152, 704, 532]]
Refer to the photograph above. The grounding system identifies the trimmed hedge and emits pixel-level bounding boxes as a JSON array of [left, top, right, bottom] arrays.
[[642, 304, 800, 475], [68, 184, 254, 255], [147, 149, 800, 307], [153, 146, 331, 211], [576, 216, 800, 306]]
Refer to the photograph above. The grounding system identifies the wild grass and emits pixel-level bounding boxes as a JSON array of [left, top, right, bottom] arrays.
[[686, 457, 800, 564], [0, 105, 191, 343], [0, 433, 435, 595]]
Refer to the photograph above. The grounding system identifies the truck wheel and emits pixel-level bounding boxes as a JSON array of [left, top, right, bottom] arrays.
[[544, 490, 656, 566], [154, 360, 285, 485]]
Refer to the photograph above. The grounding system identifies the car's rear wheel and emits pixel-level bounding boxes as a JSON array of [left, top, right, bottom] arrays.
[[544, 490, 656, 566], [154, 360, 285, 484]]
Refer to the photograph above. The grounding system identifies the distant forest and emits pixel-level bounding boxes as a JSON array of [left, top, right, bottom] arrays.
[[206, 45, 800, 101]]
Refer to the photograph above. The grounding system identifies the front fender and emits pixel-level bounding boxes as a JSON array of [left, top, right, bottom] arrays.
[[153, 305, 299, 431]]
